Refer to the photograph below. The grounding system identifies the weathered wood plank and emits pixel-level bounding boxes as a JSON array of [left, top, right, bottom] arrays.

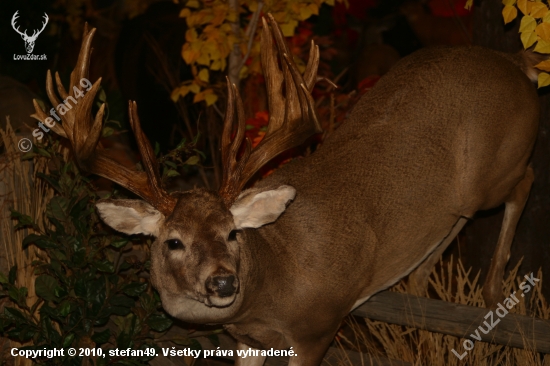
[[353, 291, 550, 353]]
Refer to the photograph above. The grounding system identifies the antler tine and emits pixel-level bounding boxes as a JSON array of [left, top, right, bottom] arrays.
[[32, 25, 177, 215], [218, 14, 321, 206], [128, 101, 177, 213], [219, 81, 251, 205]]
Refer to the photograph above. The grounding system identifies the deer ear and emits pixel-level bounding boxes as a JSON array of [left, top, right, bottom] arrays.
[[230, 185, 296, 229], [96, 199, 164, 236]]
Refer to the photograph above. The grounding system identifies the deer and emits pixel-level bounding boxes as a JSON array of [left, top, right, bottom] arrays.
[[11, 11, 49, 54], [32, 14, 540, 366]]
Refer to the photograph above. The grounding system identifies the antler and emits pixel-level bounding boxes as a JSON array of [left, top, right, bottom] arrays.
[[218, 14, 322, 206], [11, 11, 48, 40], [31, 13, 49, 39], [31, 25, 177, 215], [11, 11, 26, 38]]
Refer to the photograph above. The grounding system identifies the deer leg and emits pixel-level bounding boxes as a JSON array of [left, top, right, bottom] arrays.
[[483, 166, 534, 308], [234, 342, 266, 366], [409, 217, 468, 296]]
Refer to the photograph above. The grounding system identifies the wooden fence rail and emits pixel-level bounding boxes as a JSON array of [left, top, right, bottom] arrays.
[[353, 291, 550, 354]]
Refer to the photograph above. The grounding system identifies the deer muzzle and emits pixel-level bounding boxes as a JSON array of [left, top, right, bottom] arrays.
[[206, 274, 238, 298]]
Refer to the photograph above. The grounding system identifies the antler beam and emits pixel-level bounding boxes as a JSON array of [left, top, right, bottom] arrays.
[[219, 14, 322, 206], [31, 25, 176, 215]]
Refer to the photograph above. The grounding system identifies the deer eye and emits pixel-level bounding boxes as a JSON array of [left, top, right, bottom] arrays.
[[227, 230, 240, 242], [165, 239, 184, 250]]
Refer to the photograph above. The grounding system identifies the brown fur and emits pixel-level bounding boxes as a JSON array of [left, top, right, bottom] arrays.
[[102, 46, 540, 366]]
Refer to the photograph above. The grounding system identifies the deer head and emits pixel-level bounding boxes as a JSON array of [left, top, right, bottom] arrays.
[[32, 16, 320, 312], [12, 11, 49, 53]]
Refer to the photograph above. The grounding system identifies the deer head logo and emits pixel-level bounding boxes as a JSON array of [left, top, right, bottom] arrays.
[[11, 11, 48, 54]]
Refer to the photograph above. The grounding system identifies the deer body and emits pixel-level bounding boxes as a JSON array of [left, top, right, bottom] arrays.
[[206, 46, 538, 363], [34, 20, 540, 366]]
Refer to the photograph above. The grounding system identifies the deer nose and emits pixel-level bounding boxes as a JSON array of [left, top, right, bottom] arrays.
[[206, 275, 237, 297]]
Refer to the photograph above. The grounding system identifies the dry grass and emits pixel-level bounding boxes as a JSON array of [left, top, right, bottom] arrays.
[[0, 119, 58, 366], [333, 256, 550, 366]]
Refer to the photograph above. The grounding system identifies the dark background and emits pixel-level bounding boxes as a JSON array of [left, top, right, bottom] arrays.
[[0, 0, 549, 299]]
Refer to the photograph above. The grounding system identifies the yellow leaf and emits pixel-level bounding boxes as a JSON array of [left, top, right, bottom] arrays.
[[520, 30, 538, 48], [502, 0, 515, 5], [185, 28, 198, 42], [170, 86, 190, 102], [193, 90, 206, 103], [170, 89, 180, 103], [536, 22, 550, 41], [188, 82, 200, 93], [198, 68, 209, 82], [502, 5, 518, 24], [325, 0, 335, 5], [530, 2, 548, 18], [537, 72, 550, 87], [227, 10, 238, 22], [299, 6, 313, 20], [182, 44, 200, 64], [204, 89, 218, 106], [196, 52, 210, 65], [239, 65, 248, 80], [519, 15, 537, 32], [211, 59, 222, 70], [308, 3, 320, 15], [544, 10, 550, 22], [517, 0, 529, 14], [179, 8, 191, 18], [534, 39, 550, 52], [535, 59, 550, 71], [280, 20, 298, 36], [465, 0, 474, 10], [186, 0, 199, 8]]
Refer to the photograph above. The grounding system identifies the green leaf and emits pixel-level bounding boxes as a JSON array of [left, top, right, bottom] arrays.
[[5, 307, 27, 322], [146, 313, 173, 332], [0, 272, 8, 284], [11, 210, 37, 230], [63, 333, 75, 347], [21, 152, 36, 160], [102, 126, 114, 138], [110, 294, 135, 308], [9, 266, 17, 285], [37, 148, 51, 158], [184, 155, 200, 166], [111, 238, 129, 249], [165, 169, 180, 177], [122, 283, 148, 297], [176, 138, 187, 149], [23, 234, 56, 249], [36, 172, 61, 192], [154, 141, 160, 156], [164, 161, 178, 169], [58, 301, 72, 317], [95, 260, 115, 273], [36, 275, 60, 302], [92, 328, 111, 344]]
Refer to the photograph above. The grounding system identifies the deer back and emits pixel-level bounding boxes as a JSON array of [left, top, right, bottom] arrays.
[[251, 46, 539, 310]]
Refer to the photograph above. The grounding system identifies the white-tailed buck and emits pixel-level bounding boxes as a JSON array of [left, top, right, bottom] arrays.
[[33, 15, 540, 366]]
